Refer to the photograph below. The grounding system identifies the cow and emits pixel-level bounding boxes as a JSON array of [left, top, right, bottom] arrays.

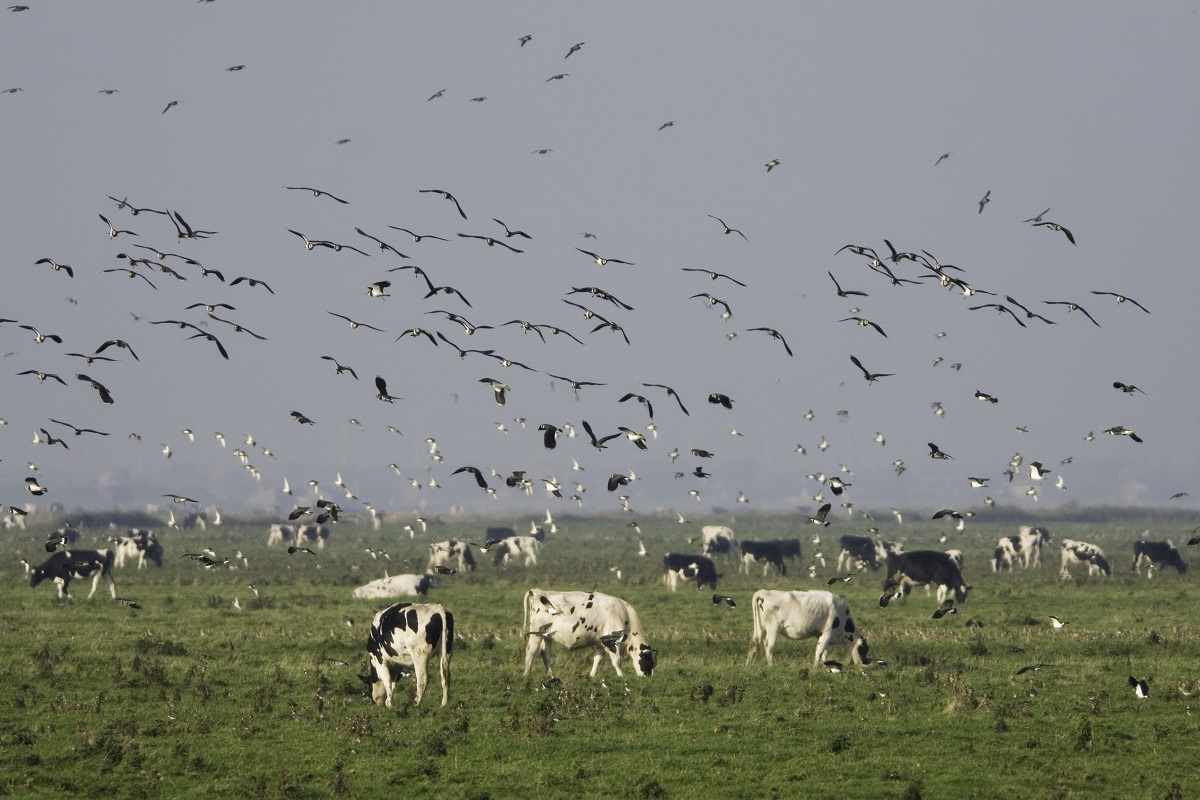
[[1016, 525, 1052, 568], [882, 550, 969, 606], [836, 535, 890, 572], [746, 589, 869, 667], [944, 549, 964, 570], [1060, 539, 1112, 579], [993, 537, 1019, 572], [662, 553, 718, 591], [485, 525, 517, 542], [1132, 540, 1187, 576], [362, 602, 453, 708], [29, 549, 117, 599], [739, 540, 787, 576], [492, 535, 541, 567], [769, 538, 803, 563], [297, 523, 329, 550], [353, 573, 439, 599], [115, 529, 163, 569], [699, 525, 737, 558], [428, 539, 477, 573], [267, 523, 295, 547], [523, 589, 657, 678]]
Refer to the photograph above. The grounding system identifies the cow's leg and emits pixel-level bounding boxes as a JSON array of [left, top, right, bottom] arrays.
[[523, 633, 544, 676], [814, 629, 834, 667], [55, 578, 68, 599], [762, 624, 778, 667], [412, 650, 429, 706], [373, 659, 395, 708], [438, 652, 450, 707]]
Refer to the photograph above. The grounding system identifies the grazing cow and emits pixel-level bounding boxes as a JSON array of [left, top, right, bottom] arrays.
[[882, 550, 969, 606], [662, 553, 719, 590], [993, 537, 1019, 572], [29, 549, 116, 599], [297, 523, 329, 550], [363, 602, 453, 708], [115, 529, 163, 568], [1060, 539, 1112, 579], [837, 535, 899, 572], [700, 525, 737, 558], [746, 589, 869, 667], [523, 589, 657, 678], [739, 540, 787, 576], [353, 573, 439, 599], [1016, 526, 1052, 568], [1132, 540, 1187, 576], [492, 535, 541, 567], [428, 539, 477, 573], [266, 523, 295, 547], [769, 538, 803, 563]]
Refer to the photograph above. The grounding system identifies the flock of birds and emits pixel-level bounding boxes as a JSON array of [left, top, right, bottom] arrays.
[[0, 5, 1187, 541]]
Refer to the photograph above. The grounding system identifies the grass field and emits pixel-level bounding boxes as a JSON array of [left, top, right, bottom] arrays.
[[3, 510, 1200, 799]]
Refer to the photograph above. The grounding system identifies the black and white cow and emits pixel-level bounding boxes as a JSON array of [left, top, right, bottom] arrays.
[[363, 602, 453, 708], [769, 538, 803, 563], [29, 549, 117, 599], [739, 540, 787, 576], [992, 536, 1019, 572], [746, 589, 869, 667], [882, 550, 969, 606], [115, 529, 163, 569], [662, 553, 719, 591], [353, 573, 439, 599], [1060, 539, 1111, 579], [1016, 526, 1052, 568], [523, 589, 657, 678], [836, 535, 888, 572], [297, 523, 330, 550], [492, 535, 541, 567], [428, 539, 477, 573], [1132, 540, 1188, 576], [700, 525, 737, 558], [266, 523, 295, 547]]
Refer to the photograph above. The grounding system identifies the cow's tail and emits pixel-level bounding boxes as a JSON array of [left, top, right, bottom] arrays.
[[521, 588, 535, 638], [747, 591, 765, 665]]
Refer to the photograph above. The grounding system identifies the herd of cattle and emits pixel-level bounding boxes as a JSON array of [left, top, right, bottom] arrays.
[[21, 520, 1193, 708]]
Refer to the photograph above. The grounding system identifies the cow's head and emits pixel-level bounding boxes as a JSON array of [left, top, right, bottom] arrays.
[[633, 643, 657, 677], [360, 662, 412, 705], [28, 566, 48, 588], [953, 584, 971, 603], [1091, 554, 1113, 576]]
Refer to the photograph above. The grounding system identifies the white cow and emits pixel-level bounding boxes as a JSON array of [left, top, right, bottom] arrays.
[[523, 589, 657, 678], [493, 535, 541, 567], [1060, 539, 1111, 579], [1016, 525, 1052, 568], [363, 602, 452, 708], [266, 523, 295, 547], [353, 573, 439, 599], [700, 525, 737, 558], [428, 539, 477, 573], [747, 589, 868, 667]]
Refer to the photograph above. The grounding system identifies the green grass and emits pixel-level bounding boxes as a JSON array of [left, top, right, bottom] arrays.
[[3, 512, 1199, 799]]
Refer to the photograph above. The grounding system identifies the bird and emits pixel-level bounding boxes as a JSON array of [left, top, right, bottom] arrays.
[[850, 355, 893, 383], [76, 374, 115, 404], [457, 233, 524, 253], [934, 152, 952, 166], [1016, 664, 1051, 675], [708, 392, 734, 409], [375, 376, 401, 403], [1048, 615, 1068, 629], [932, 600, 958, 619], [25, 477, 48, 495], [978, 190, 991, 213], [745, 328, 793, 356], [387, 226, 449, 243], [1023, 208, 1052, 223], [642, 383, 689, 416], [927, 442, 953, 460], [975, 390, 999, 404], [19, 325, 63, 344], [366, 281, 391, 298], [1112, 382, 1146, 395], [453, 466, 489, 490], [1034, 221, 1076, 245], [1091, 291, 1150, 314], [518, 34, 532, 46], [326, 311, 384, 332], [840, 317, 887, 338], [161, 100, 180, 114], [284, 186, 349, 204], [712, 594, 736, 608], [803, 503, 832, 527], [418, 188, 467, 219], [565, 41, 584, 58], [1105, 425, 1144, 443], [319, 356, 359, 380], [576, 248, 633, 266], [479, 378, 510, 405], [229, 276, 274, 293], [1129, 676, 1150, 699], [827, 271, 868, 298], [765, 159, 780, 172], [1029, 461, 1052, 480], [682, 268, 747, 287], [967, 477, 990, 489], [34, 258, 74, 278], [932, 509, 964, 521], [17, 370, 67, 385], [290, 410, 315, 425], [95, 339, 139, 361], [492, 218, 532, 239], [48, 418, 108, 437], [706, 215, 748, 241]]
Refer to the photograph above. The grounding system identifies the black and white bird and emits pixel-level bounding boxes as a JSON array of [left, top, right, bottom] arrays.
[[375, 376, 401, 403], [1091, 291, 1150, 314], [706, 215, 748, 241], [576, 248, 634, 266], [927, 442, 954, 460], [1104, 425, 1143, 443], [1129, 676, 1150, 699], [802, 503, 832, 527], [480, 378, 510, 406], [1048, 615, 1068, 629], [712, 594, 736, 608], [1112, 382, 1146, 396]]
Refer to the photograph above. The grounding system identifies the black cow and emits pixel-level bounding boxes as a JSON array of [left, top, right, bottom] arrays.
[[837, 535, 886, 572], [769, 539, 802, 562], [881, 550, 969, 606], [29, 549, 117, 599], [663, 553, 719, 590], [740, 541, 787, 576], [1132, 540, 1187, 575]]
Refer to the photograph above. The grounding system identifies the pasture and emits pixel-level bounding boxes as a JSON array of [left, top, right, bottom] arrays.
[[3, 510, 1200, 799]]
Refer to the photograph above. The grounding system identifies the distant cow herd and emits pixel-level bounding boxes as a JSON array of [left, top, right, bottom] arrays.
[[21, 520, 1193, 710]]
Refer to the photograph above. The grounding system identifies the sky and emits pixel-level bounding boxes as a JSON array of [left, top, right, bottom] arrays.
[[2, 2, 1198, 525]]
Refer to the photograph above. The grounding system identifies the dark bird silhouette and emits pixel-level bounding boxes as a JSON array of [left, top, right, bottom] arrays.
[[827, 271, 868, 298], [418, 189, 467, 220], [76, 374, 114, 404], [327, 311, 385, 332], [567, 286, 635, 310], [425, 310, 492, 336], [745, 327, 793, 356], [208, 314, 266, 340], [850, 355, 893, 383], [387, 226, 449, 243], [802, 503, 832, 527], [452, 465, 489, 490], [1113, 382, 1146, 395], [549, 374, 606, 395], [975, 390, 999, 404], [19, 325, 63, 344], [583, 420, 620, 450], [285, 186, 349, 204], [354, 228, 409, 258], [642, 383, 690, 415], [34, 258, 73, 278], [934, 153, 952, 166], [38, 429, 68, 449], [187, 331, 229, 359], [565, 41, 584, 58], [682, 268, 747, 287], [840, 317, 887, 338], [1034, 221, 1076, 245], [607, 473, 632, 492], [229, 276, 274, 293], [375, 376, 401, 403], [1004, 296, 1056, 325], [537, 423, 561, 450], [576, 248, 633, 266], [713, 594, 736, 608], [290, 410, 315, 425], [1091, 291, 1150, 314], [969, 303, 1027, 327], [457, 233, 524, 253], [479, 378, 510, 405], [49, 418, 109, 437], [618, 393, 654, 419], [492, 219, 532, 239], [708, 392, 734, 409], [99, 214, 137, 238], [1041, 300, 1100, 327], [168, 210, 217, 240], [706, 215, 748, 241], [1023, 208, 1051, 223], [94, 338, 139, 361], [978, 190, 991, 214], [17, 370, 67, 385], [932, 509, 964, 520], [1104, 425, 1143, 443], [1129, 676, 1150, 699], [927, 442, 954, 460]]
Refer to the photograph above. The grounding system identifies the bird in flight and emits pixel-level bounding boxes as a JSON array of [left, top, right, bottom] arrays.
[[418, 189, 467, 220], [327, 311, 384, 332], [682, 268, 746, 287], [827, 271, 868, 298], [1034, 221, 1075, 245], [576, 248, 633, 266], [978, 190, 991, 213], [850, 355, 892, 383], [934, 153, 952, 166], [284, 186, 349, 204], [1112, 381, 1146, 395], [1042, 300, 1100, 327], [927, 442, 954, 460], [765, 159, 780, 172], [34, 258, 73, 278], [840, 317, 887, 338], [745, 327, 793, 356], [706, 215, 748, 241], [1091, 291, 1149, 314]]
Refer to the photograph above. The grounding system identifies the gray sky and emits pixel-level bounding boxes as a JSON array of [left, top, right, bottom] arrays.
[[2, 2, 1198, 522]]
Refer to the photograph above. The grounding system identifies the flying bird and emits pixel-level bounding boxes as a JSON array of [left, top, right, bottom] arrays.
[[1091, 291, 1150, 314], [418, 189, 467, 219], [479, 378, 510, 406], [565, 41, 584, 58], [1041, 300, 1100, 327], [1034, 221, 1076, 245], [1112, 382, 1146, 395], [327, 311, 384, 332], [284, 186, 349, 204], [34, 258, 73, 278], [745, 328, 793, 356], [290, 410, 315, 425], [850, 355, 893, 383], [827, 271, 868, 298], [706, 215, 748, 241], [927, 442, 953, 460], [320, 356, 359, 379], [576, 248, 634, 266], [682, 268, 747, 287], [978, 190, 991, 213], [840, 317, 887, 338], [1104, 425, 1143, 443], [765, 159, 780, 172], [374, 376, 400, 403], [76, 374, 114, 404]]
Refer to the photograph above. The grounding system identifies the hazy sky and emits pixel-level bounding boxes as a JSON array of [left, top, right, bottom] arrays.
[[2, 2, 1198, 524]]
